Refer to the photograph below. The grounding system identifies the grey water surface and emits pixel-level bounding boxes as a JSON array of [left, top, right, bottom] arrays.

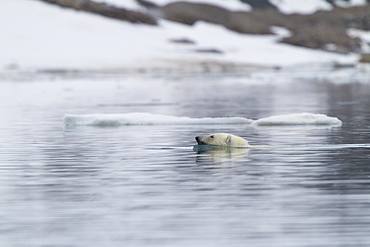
[[1, 72, 370, 246]]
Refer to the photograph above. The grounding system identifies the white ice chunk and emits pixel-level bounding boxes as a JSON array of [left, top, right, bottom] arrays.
[[252, 113, 342, 126], [63, 113, 253, 126]]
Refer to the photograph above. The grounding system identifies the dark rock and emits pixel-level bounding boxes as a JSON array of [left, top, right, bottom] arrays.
[[136, 0, 158, 8], [225, 11, 272, 34], [138, 0, 370, 53], [359, 54, 370, 63], [193, 49, 224, 54], [42, 0, 157, 25], [169, 38, 197, 45], [160, 2, 273, 34], [239, 0, 277, 10], [161, 2, 230, 25]]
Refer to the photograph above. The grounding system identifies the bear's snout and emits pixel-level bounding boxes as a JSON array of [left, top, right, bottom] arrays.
[[195, 136, 206, 145], [195, 136, 200, 143]]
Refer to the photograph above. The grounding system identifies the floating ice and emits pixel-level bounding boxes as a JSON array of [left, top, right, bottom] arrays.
[[64, 112, 342, 127], [252, 113, 342, 126], [63, 113, 253, 126]]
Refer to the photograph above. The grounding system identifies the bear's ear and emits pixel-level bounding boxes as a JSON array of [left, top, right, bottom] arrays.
[[225, 134, 232, 146]]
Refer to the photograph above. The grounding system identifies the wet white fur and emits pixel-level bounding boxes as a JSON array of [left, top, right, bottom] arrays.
[[196, 133, 249, 147]]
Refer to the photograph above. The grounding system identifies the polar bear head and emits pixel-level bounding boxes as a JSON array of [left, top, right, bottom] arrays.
[[195, 133, 249, 147]]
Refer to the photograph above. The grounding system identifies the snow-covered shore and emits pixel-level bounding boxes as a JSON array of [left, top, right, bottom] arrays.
[[1, 0, 369, 75]]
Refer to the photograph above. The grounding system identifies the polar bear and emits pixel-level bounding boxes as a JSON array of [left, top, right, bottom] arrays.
[[195, 133, 250, 147]]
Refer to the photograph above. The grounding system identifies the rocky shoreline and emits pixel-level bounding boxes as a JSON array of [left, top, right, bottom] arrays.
[[40, 0, 370, 63], [138, 0, 370, 54]]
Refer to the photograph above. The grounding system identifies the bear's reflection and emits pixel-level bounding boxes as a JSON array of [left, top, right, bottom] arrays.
[[193, 145, 249, 166]]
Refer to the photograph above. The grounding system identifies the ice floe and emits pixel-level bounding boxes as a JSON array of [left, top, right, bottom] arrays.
[[252, 113, 342, 126], [63, 113, 253, 126], [64, 112, 342, 127]]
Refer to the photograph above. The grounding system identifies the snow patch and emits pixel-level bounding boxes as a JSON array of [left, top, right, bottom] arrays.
[[140, 0, 252, 11], [348, 29, 370, 53], [335, 0, 368, 7], [271, 0, 332, 14], [94, 0, 142, 10], [0, 0, 359, 72]]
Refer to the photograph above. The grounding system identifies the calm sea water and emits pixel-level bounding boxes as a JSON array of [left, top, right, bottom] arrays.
[[1, 72, 370, 246]]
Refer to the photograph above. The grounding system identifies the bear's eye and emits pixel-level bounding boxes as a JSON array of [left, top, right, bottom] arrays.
[[210, 135, 214, 138]]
